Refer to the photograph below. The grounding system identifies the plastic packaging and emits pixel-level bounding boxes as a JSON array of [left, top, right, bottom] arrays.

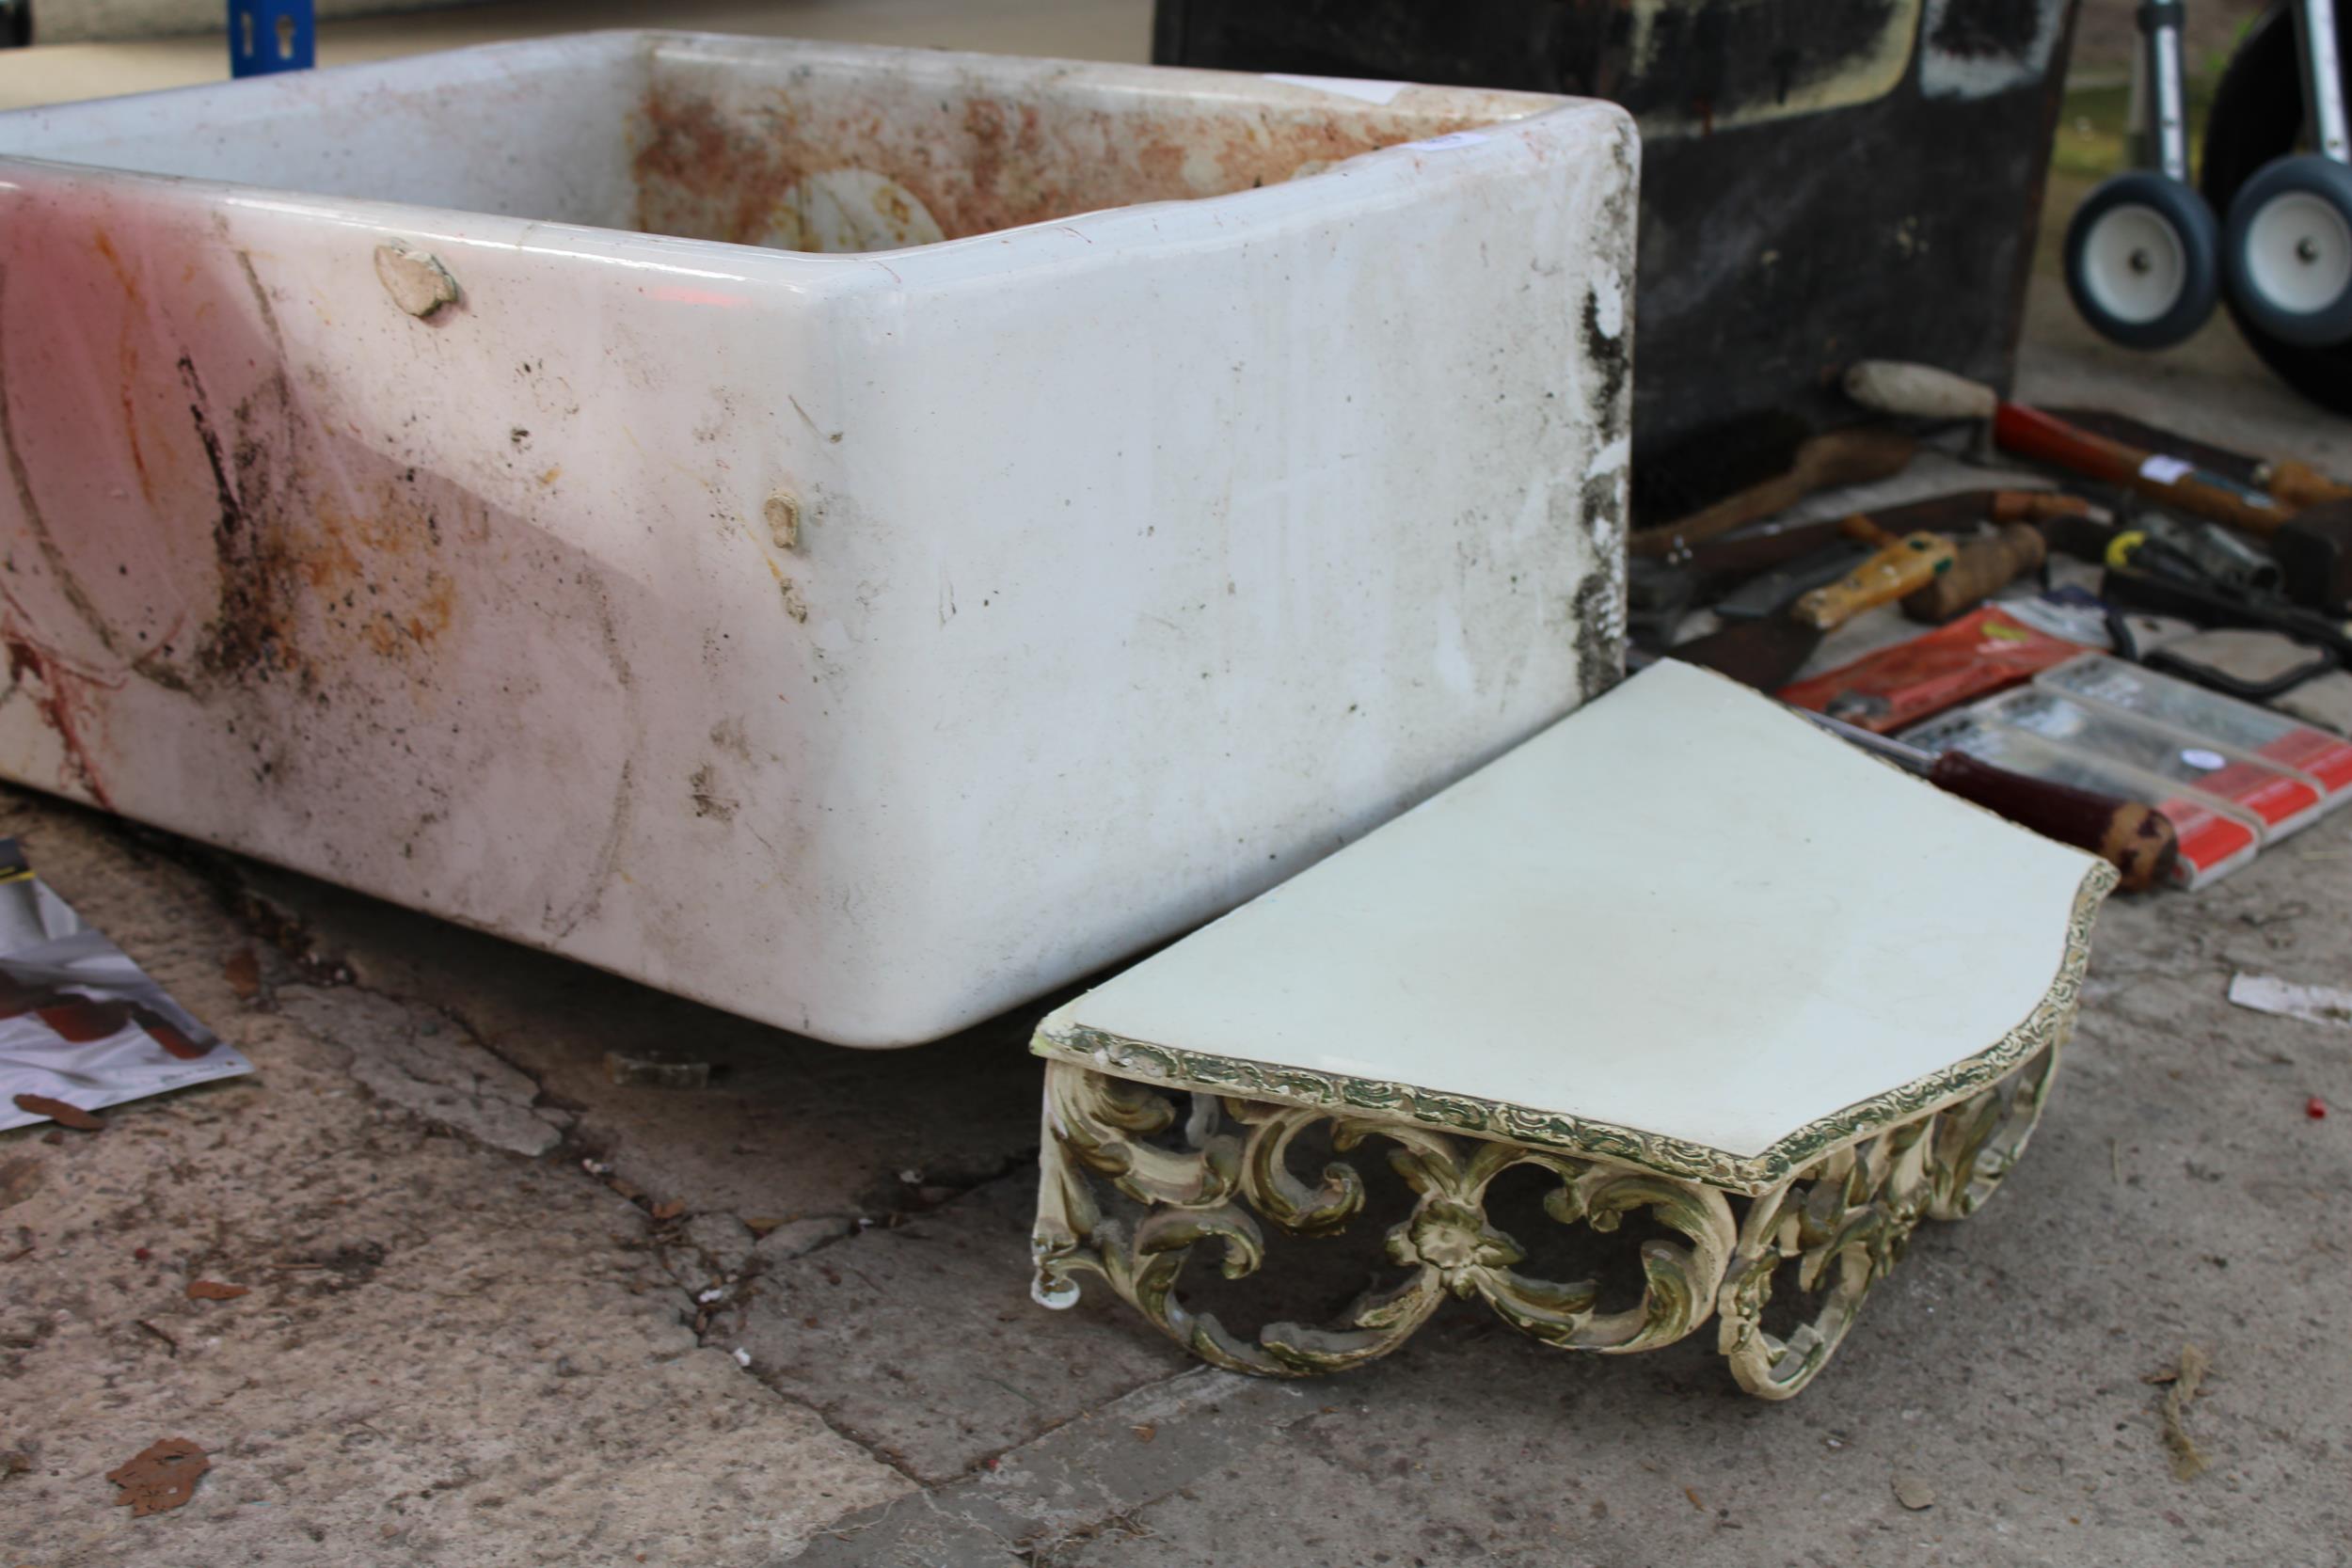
[[1901, 707, 2262, 889], [1777, 606, 2091, 733], [1971, 688, 2325, 838], [2035, 654, 2352, 801]]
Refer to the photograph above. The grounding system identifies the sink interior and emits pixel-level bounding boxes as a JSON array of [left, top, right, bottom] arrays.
[[0, 32, 1552, 254]]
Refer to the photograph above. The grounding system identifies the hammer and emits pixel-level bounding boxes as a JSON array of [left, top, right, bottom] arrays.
[[1843, 361, 2352, 615]]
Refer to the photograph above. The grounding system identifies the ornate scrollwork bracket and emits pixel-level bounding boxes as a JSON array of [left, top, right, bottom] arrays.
[[1035, 1033, 2068, 1398]]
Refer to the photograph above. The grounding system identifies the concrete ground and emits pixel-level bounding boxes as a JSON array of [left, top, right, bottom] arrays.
[[6, 5, 2352, 1566]]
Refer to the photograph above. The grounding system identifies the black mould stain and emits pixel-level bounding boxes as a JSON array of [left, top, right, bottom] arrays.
[[1572, 568, 1621, 704], [1930, 0, 2049, 60], [1581, 288, 1630, 439]]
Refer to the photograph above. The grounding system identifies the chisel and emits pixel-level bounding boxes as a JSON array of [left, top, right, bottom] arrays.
[[1788, 707, 2179, 893], [1626, 428, 1917, 557], [1666, 531, 1958, 690], [1843, 359, 2352, 612]]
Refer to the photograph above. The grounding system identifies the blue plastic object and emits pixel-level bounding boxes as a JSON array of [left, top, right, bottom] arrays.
[[229, 0, 313, 77]]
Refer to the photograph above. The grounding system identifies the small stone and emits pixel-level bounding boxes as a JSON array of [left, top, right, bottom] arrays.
[[1893, 1473, 1937, 1512]]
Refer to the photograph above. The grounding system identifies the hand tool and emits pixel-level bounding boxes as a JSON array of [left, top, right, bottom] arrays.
[[1712, 496, 2079, 629], [1788, 706, 2179, 893], [1626, 428, 1916, 558], [1899, 523, 2047, 625], [2143, 627, 2335, 701], [2046, 405, 2351, 504], [2137, 511, 2283, 594], [1844, 360, 2352, 612], [2100, 559, 2352, 662], [1629, 490, 2056, 642], [1712, 542, 1874, 620], [1632, 644, 2180, 890], [1666, 531, 1956, 690]]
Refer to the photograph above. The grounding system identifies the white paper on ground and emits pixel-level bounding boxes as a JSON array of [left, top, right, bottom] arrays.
[[2227, 972, 2352, 1030], [0, 840, 249, 1131]]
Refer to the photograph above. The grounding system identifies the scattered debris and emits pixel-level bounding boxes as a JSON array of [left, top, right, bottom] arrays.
[[105, 1437, 210, 1516], [1682, 1485, 1703, 1512], [2309, 1097, 2329, 1120], [0, 1155, 40, 1211], [1893, 1472, 1937, 1511], [2228, 974, 2352, 1030], [1131, 1424, 1157, 1443], [185, 1280, 249, 1302], [136, 1319, 182, 1353], [11, 1093, 103, 1132], [650, 1200, 687, 1222], [604, 1049, 711, 1089], [2154, 1342, 2213, 1481], [731, 1347, 752, 1368], [0, 839, 249, 1132], [222, 948, 262, 1001]]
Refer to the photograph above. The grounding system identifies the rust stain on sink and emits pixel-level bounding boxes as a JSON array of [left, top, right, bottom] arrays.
[[630, 77, 1514, 253]]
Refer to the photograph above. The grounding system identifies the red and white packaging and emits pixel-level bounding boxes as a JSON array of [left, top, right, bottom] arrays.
[[1899, 706, 2263, 891], [1778, 606, 2091, 734], [2034, 656, 2352, 811]]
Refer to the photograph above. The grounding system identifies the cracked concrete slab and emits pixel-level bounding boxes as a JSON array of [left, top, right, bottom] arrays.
[[0, 796, 911, 1566], [791, 1369, 1318, 1565], [715, 1176, 1192, 1485], [278, 985, 566, 1157], [220, 858, 1048, 1226]]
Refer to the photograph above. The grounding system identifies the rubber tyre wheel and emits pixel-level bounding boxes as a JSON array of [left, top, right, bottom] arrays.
[[2064, 170, 2222, 348], [2224, 153, 2352, 343], [2203, 0, 2352, 410]]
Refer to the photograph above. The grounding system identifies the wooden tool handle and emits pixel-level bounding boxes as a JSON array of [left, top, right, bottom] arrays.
[[1790, 532, 1956, 629], [1989, 492, 2094, 525], [1994, 404, 2287, 537], [1926, 752, 2179, 892], [1627, 429, 1916, 556], [1900, 523, 2046, 624], [2267, 459, 2352, 510]]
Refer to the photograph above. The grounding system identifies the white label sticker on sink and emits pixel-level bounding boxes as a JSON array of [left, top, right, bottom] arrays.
[[1406, 131, 1491, 151], [2181, 748, 2226, 770], [1264, 72, 1409, 104]]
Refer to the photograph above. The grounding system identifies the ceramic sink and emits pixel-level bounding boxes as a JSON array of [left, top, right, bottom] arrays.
[[0, 33, 1636, 1044]]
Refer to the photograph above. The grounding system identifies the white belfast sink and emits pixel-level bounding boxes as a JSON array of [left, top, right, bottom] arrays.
[[0, 33, 1636, 1045]]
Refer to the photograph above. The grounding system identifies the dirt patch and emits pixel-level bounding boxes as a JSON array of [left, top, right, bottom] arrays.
[[172, 362, 471, 696]]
